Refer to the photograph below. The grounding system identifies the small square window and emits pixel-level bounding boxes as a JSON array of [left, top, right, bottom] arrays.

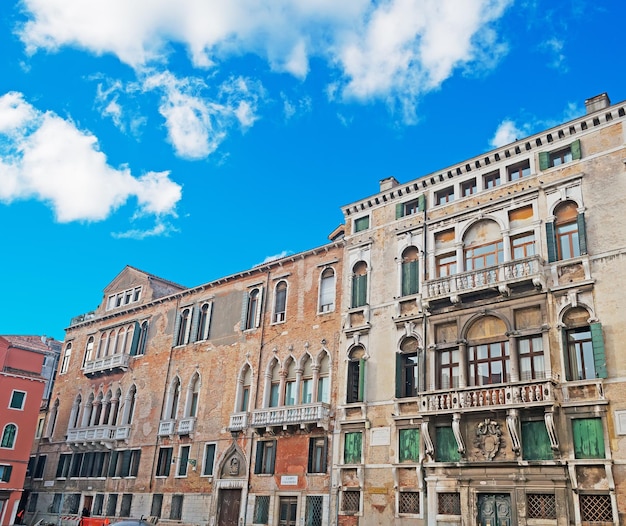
[[507, 160, 531, 181], [435, 187, 454, 205], [398, 492, 420, 514], [354, 216, 370, 233], [9, 391, 26, 410], [403, 199, 420, 216], [438, 493, 461, 515], [342, 491, 360, 513], [461, 179, 476, 197], [483, 170, 501, 189], [550, 147, 573, 167]]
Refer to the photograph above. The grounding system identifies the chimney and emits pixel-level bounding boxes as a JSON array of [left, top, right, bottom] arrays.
[[380, 176, 399, 192], [585, 93, 611, 114]]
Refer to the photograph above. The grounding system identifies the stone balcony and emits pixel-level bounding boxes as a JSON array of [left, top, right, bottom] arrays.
[[397, 378, 557, 417], [66, 424, 118, 448], [227, 412, 249, 432], [250, 402, 331, 432], [158, 420, 175, 436], [83, 353, 130, 377], [424, 256, 544, 304], [158, 418, 196, 436], [178, 417, 196, 435]]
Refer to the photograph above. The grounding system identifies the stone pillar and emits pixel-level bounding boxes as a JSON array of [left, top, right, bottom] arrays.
[[508, 333, 519, 383], [459, 341, 468, 388]]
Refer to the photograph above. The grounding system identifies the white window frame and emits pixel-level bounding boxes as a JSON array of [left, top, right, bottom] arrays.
[[318, 267, 336, 314], [175, 445, 191, 478], [272, 280, 288, 324], [9, 390, 26, 410], [201, 443, 217, 477], [106, 286, 142, 311], [60, 344, 72, 374]]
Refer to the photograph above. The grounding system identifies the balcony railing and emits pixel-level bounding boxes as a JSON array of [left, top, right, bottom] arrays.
[[228, 412, 249, 432], [178, 417, 196, 435], [115, 426, 131, 440], [425, 256, 543, 302], [66, 424, 116, 444], [83, 353, 130, 376], [158, 420, 175, 436], [251, 402, 330, 430], [414, 378, 556, 416]]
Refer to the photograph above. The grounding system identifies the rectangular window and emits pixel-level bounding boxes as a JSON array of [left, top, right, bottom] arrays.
[[0, 464, 12, 482], [202, 443, 216, 476], [397, 352, 418, 398], [254, 440, 276, 475], [398, 492, 420, 515], [438, 349, 460, 389], [511, 233, 535, 259], [436, 253, 456, 277], [9, 391, 26, 410], [51, 493, 62, 514], [396, 195, 425, 218], [106, 494, 118, 516], [521, 421, 553, 460], [150, 494, 163, 518], [305, 496, 323, 526], [579, 494, 613, 523], [526, 494, 556, 519], [468, 341, 510, 386], [507, 160, 531, 181], [35, 416, 45, 439], [155, 447, 173, 477], [120, 494, 132, 517], [438, 493, 461, 515], [341, 491, 360, 513], [308, 437, 327, 473], [93, 494, 104, 516], [26, 456, 35, 478], [177, 445, 190, 477], [170, 495, 183, 520], [461, 179, 477, 197], [550, 147, 573, 167], [344, 432, 362, 464], [354, 216, 370, 233], [70, 453, 83, 478], [28, 493, 39, 513], [519, 336, 545, 380], [398, 428, 420, 462], [66, 493, 81, 515], [435, 186, 454, 205], [566, 327, 596, 381], [573, 418, 605, 459], [483, 170, 501, 189], [253, 496, 270, 524], [435, 427, 460, 462], [34, 455, 46, 479]]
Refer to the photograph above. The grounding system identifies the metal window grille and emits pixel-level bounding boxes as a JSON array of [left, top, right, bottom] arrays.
[[170, 495, 183, 520], [527, 494, 556, 519], [342, 491, 360, 513], [253, 496, 270, 524], [399, 492, 420, 514], [438, 493, 461, 515], [306, 496, 323, 526], [580, 494, 613, 523]]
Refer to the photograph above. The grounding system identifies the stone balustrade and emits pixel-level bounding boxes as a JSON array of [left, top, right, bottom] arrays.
[[83, 353, 130, 376], [250, 402, 330, 430]]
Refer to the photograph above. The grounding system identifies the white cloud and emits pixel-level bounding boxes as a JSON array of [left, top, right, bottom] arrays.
[[490, 119, 524, 148], [281, 92, 313, 121], [257, 251, 291, 266], [19, 0, 513, 124], [0, 91, 181, 224], [542, 37, 567, 71]]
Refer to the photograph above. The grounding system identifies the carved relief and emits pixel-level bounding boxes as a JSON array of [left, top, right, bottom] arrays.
[[474, 419, 503, 460]]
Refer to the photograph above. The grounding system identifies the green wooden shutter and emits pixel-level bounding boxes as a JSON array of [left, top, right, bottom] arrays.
[[189, 306, 200, 343], [131, 450, 141, 476], [545, 222, 557, 263], [402, 260, 419, 296], [573, 418, 605, 459], [358, 358, 366, 402], [395, 354, 402, 398], [562, 328, 572, 381], [352, 274, 367, 308], [254, 442, 263, 474], [435, 426, 460, 462], [344, 432, 362, 464], [399, 428, 420, 462], [577, 213, 588, 255], [538, 151, 550, 170], [396, 203, 404, 219], [571, 139, 582, 160], [268, 441, 276, 473], [521, 421, 553, 460], [590, 322, 607, 378], [418, 194, 426, 212], [172, 309, 181, 346], [240, 292, 249, 330], [129, 321, 141, 356]]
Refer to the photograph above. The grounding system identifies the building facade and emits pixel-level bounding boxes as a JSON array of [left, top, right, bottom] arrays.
[[25, 93, 626, 526], [0, 335, 59, 526], [25, 243, 343, 526]]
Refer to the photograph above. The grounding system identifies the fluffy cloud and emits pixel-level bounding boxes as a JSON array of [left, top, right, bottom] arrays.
[[0, 91, 181, 223], [490, 119, 524, 148], [20, 0, 512, 123]]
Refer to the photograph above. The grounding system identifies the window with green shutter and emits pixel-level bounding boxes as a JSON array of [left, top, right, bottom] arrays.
[[354, 216, 370, 232], [521, 421, 553, 460], [539, 139, 581, 170], [572, 418, 605, 459], [351, 261, 368, 308], [344, 432, 362, 464], [435, 427, 460, 462], [401, 246, 419, 296], [399, 428, 420, 462]]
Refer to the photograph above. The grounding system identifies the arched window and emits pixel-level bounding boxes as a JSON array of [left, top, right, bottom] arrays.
[[82, 393, 95, 427], [111, 389, 122, 425], [273, 281, 288, 323], [284, 359, 297, 406], [351, 262, 368, 308], [92, 392, 104, 426], [563, 307, 606, 381], [97, 332, 108, 358], [300, 355, 314, 404], [102, 390, 113, 425], [239, 365, 252, 412], [555, 201, 581, 260], [187, 374, 200, 418], [464, 220, 503, 271], [401, 247, 419, 296], [197, 304, 211, 341], [467, 316, 509, 386], [70, 395, 82, 429], [268, 360, 280, 408], [45, 399, 59, 438], [176, 309, 191, 346], [168, 378, 181, 420], [137, 321, 149, 355], [347, 346, 366, 403], [396, 337, 419, 397], [110, 328, 121, 356], [60, 343, 72, 374], [317, 353, 330, 403], [124, 385, 137, 425], [82, 337, 94, 367], [245, 289, 262, 330], [319, 267, 336, 313], [1, 424, 17, 448]]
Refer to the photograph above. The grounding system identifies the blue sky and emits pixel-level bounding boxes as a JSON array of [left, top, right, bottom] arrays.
[[0, 0, 624, 340]]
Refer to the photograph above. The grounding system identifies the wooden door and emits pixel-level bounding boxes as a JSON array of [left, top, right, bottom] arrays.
[[278, 497, 297, 526], [217, 489, 241, 526], [478, 494, 512, 526]]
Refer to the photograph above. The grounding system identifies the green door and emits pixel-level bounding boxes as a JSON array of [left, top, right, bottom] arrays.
[[478, 494, 512, 526]]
